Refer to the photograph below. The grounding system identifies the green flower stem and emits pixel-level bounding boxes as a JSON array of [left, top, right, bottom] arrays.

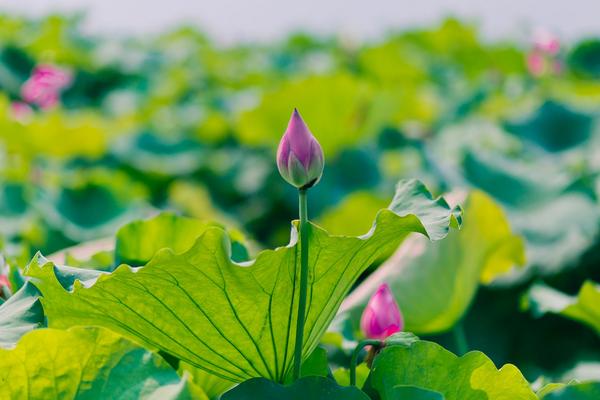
[[350, 339, 381, 386], [293, 188, 309, 381], [452, 321, 469, 355]]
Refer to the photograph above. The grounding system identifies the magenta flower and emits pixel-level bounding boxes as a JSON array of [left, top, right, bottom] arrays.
[[360, 283, 403, 340], [527, 51, 546, 76], [533, 28, 560, 55], [21, 64, 72, 109], [276, 109, 324, 189]]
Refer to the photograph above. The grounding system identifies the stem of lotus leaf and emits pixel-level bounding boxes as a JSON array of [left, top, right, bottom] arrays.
[[350, 339, 381, 386], [293, 188, 309, 381], [453, 321, 469, 355]]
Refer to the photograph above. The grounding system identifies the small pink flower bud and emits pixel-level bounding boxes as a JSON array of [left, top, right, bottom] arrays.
[[276, 109, 324, 189], [360, 283, 403, 340]]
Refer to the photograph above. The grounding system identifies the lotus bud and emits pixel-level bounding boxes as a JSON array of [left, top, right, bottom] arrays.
[[360, 283, 403, 340], [276, 109, 324, 189]]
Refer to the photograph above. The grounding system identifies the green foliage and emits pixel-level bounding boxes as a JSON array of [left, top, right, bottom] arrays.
[[237, 73, 374, 155], [525, 281, 600, 335], [569, 39, 600, 79], [337, 190, 523, 335], [318, 192, 388, 236], [430, 118, 600, 277], [222, 376, 369, 399], [1, 13, 600, 395], [115, 213, 226, 265], [365, 340, 537, 399], [0, 327, 197, 399], [0, 282, 44, 348], [539, 382, 600, 399], [26, 180, 460, 383], [385, 386, 444, 400], [179, 362, 234, 400]]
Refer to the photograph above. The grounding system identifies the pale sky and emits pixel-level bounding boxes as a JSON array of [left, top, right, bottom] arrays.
[[1, 0, 599, 44]]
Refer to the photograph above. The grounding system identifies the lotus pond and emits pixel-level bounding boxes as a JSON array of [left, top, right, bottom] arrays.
[[1, 14, 600, 399]]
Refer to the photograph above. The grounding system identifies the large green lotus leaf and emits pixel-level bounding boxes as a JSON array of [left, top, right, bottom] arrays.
[[539, 382, 600, 399], [0, 326, 198, 399], [26, 179, 460, 383], [366, 340, 537, 400], [221, 376, 369, 400], [337, 190, 523, 335], [0, 282, 45, 348], [525, 281, 600, 335]]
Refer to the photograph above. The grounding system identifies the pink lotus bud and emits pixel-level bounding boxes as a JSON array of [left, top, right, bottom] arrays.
[[276, 109, 324, 189], [360, 283, 403, 340], [21, 64, 72, 109]]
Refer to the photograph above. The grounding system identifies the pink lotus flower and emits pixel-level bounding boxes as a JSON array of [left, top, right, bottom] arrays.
[[533, 28, 560, 55], [276, 108, 324, 189], [527, 51, 546, 77], [21, 64, 72, 109], [9, 101, 33, 122], [360, 283, 404, 340]]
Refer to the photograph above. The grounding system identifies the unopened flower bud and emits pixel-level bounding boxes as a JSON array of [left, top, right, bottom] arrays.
[[360, 283, 404, 340], [276, 109, 324, 189]]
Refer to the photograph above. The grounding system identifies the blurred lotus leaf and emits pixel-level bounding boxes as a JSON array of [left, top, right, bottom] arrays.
[[112, 131, 205, 176], [504, 101, 594, 152], [35, 169, 148, 243], [539, 381, 600, 400], [525, 281, 600, 335], [462, 151, 598, 277], [569, 39, 600, 79], [0, 181, 32, 237], [236, 73, 373, 155]]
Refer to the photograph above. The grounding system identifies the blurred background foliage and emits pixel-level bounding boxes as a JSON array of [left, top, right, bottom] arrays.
[[1, 13, 600, 386]]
